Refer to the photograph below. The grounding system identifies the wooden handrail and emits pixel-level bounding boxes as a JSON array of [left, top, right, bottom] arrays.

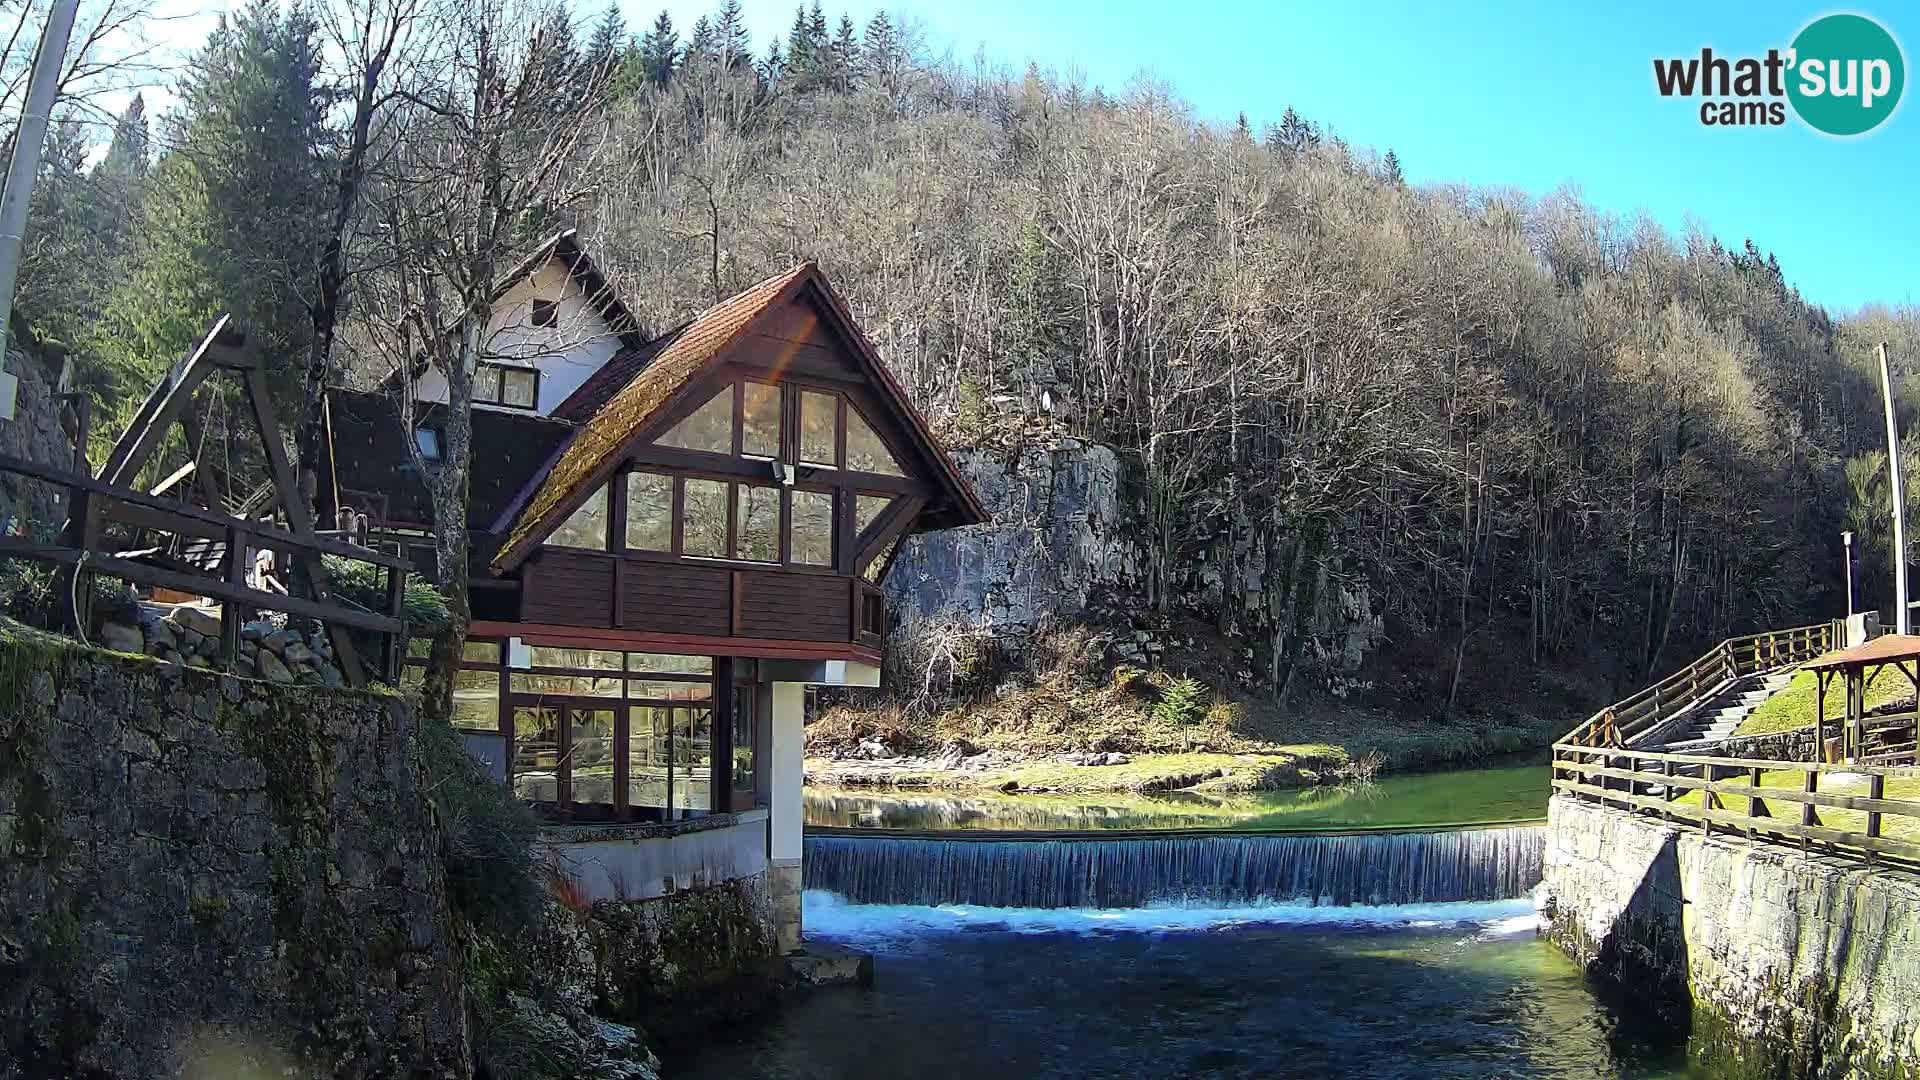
[[1549, 741, 1920, 865], [1561, 622, 1833, 748], [0, 452, 410, 569]]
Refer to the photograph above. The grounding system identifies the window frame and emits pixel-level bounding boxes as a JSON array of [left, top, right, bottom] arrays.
[[530, 298, 560, 328], [404, 640, 750, 822], [473, 360, 541, 412]]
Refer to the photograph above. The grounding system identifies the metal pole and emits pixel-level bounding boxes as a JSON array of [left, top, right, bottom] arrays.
[[1843, 530, 1855, 617], [1878, 342, 1910, 635], [0, 0, 82, 421]]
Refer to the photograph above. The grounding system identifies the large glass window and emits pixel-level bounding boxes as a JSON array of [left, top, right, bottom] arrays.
[[682, 478, 729, 557], [511, 705, 561, 803], [846, 408, 906, 476], [451, 669, 500, 730], [791, 490, 834, 565], [742, 383, 781, 458], [432, 644, 730, 822], [549, 485, 608, 550], [673, 706, 713, 814], [800, 390, 838, 467], [657, 387, 733, 453], [730, 689, 754, 793], [737, 484, 779, 562], [570, 708, 618, 808], [625, 471, 672, 551], [855, 493, 894, 538]]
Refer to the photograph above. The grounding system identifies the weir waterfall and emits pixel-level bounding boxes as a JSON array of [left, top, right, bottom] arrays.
[[803, 825, 1546, 908]]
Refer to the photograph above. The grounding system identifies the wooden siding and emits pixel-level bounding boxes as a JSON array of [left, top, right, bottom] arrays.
[[620, 559, 732, 636], [520, 548, 872, 647], [521, 550, 615, 627], [738, 569, 851, 641]]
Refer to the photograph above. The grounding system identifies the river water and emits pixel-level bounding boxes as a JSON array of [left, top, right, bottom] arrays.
[[675, 761, 1721, 1079], [804, 754, 1549, 832], [675, 893, 1706, 1080]]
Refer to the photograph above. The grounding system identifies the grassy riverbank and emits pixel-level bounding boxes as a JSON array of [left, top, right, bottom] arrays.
[[1738, 667, 1912, 736], [808, 657, 1566, 795]]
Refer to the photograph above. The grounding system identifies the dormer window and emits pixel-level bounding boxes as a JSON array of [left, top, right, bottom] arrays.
[[530, 298, 559, 328], [474, 361, 538, 410]]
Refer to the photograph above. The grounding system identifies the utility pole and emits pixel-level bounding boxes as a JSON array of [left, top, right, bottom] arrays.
[[1878, 342, 1910, 635], [0, 0, 82, 421]]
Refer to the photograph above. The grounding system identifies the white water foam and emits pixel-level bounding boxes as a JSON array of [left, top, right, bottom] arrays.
[[802, 889, 1537, 940]]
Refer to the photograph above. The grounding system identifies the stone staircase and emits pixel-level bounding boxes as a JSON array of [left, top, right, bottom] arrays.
[[1656, 669, 1797, 753]]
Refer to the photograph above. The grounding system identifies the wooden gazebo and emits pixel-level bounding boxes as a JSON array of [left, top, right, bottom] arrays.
[[1802, 634, 1920, 765]]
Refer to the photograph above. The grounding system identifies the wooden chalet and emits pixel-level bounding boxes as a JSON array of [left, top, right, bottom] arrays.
[[321, 232, 986, 948]]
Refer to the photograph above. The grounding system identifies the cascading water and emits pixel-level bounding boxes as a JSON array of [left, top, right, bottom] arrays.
[[803, 826, 1545, 908]]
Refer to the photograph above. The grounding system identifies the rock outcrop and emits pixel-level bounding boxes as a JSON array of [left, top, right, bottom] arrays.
[[886, 438, 1383, 688]]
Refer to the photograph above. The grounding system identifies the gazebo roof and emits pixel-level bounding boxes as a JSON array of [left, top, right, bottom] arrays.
[[1802, 634, 1920, 672]]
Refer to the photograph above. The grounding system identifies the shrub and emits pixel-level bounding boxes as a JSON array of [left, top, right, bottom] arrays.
[[322, 554, 448, 634], [1152, 676, 1208, 727], [414, 711, 540, 936]]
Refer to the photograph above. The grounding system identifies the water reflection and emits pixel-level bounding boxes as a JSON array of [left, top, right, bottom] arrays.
[[675, 892, 1705, 1080], [805, 756, 1549, 833]]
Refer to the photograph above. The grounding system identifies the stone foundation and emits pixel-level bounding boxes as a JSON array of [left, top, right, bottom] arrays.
[[1542, 795, 1920, 1078], [771, 858, 803, 954], [585, 872, 780, 1048]]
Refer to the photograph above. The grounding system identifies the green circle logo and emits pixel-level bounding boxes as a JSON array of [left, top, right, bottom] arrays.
[[1788, 13, 1905, 136]]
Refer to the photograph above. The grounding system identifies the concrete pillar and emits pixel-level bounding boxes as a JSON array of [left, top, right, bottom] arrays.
[[768, 680, 805, 953]]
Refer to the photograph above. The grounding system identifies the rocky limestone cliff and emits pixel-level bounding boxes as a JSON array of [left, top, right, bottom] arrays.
[[886, 438, 1382, 690]]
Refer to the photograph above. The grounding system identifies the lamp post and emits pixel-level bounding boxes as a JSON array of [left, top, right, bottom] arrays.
[[1843, 530, 1855, 617]]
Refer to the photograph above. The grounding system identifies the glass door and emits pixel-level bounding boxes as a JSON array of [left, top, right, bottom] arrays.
[[510, 704, 562, 808], [568, 706, 618, 819]]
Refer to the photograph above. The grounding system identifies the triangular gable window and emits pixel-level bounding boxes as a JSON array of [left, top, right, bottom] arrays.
[[854, 493, 894, 539], [657, 387, 733, 454], [846, 407, 906, 477]]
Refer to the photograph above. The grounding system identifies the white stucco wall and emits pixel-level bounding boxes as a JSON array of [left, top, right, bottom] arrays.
[[412, 260, 623, 415], [541, 809, 770, 903]]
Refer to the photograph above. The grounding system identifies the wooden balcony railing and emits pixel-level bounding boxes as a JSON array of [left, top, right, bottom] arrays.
[[1552, 744, 1920, 866]]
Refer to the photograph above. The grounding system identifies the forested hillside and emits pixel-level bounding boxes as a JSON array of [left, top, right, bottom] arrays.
[[14, 0, 1920, 719]]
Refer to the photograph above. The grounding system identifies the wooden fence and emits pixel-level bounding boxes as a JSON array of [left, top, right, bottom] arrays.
[[1552, 744, 1920, 866], [1560, 622, 1837, 749], [0, 451, 410, 683]]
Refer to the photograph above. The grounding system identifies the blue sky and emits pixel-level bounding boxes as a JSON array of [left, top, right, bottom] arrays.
[[635, 0, 1917, 314]]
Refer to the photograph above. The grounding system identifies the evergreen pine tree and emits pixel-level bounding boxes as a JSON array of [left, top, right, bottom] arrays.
[[94, 0, 329, 425], [862, 10, 898, 88], [1233, 111, 1252, 142], [582, 3, 626, 93], [634, 10, 679, 87], [1273, 106, 1318, 154], [1380, 149, 1404, 186], [684, 15, 716, 74], [532, 5, 582, 111], [830, 13, 858, 90], [713, 0, 751, 71]]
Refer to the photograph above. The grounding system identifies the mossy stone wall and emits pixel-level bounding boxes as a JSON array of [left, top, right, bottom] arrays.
[[1543, 795, 1920, 1079], [0, 623, 469, 1078]]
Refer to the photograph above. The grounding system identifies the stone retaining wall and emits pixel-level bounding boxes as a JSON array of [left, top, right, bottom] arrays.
[[0, 622, 467, 1078], [96, 602, 346, 686], [1696, 726, 1820, 762], [1541, 795, 1920, 1078]]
